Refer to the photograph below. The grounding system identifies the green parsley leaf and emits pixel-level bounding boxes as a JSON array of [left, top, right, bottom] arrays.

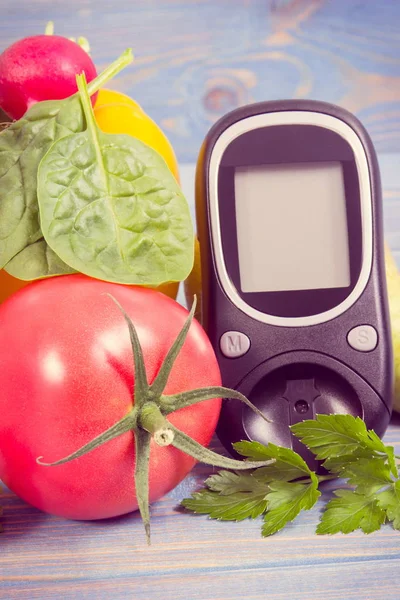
[[292, 414, 397, 476], [377, 480, 400, 529], [233, 440, 276, 460], [183, 417, 399, 539], [317, 489, 386, 535], [366, 430, 397, 477], [182, 470, 269, 521], [291, 414, 372, 459], [262, 479, 320, 537], [322, 449, 373, 473], [340, 457, 393, 495], [181, 490, 267, 521], [234, 441, 312, 482], [182, 442, 320, 530], [205, 470, 266, 495]]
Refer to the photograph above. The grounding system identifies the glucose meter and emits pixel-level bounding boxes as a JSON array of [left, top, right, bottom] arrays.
[[195, 99, 393, 468]]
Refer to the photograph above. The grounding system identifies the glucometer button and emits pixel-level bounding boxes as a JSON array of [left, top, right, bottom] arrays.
[[347, 325, 378, 352], [220, 331, 250, 358]]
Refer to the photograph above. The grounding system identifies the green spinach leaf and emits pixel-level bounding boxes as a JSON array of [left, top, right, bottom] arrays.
[[0, 99, 83, 269], [0, 50, 133, 277], [5, 239, 75, 279], [37, 74, 193, 285]]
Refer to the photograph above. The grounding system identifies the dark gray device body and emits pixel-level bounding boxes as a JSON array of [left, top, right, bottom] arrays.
[[195, 99, 393, 469]]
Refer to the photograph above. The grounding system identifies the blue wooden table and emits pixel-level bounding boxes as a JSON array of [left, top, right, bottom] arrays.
[[1, 1, 400, 598]]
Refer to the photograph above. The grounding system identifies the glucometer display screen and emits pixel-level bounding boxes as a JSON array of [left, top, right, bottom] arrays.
[[234, 161, 351, 293]]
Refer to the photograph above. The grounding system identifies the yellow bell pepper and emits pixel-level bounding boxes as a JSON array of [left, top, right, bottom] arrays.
[[94, 89, 180, 182]]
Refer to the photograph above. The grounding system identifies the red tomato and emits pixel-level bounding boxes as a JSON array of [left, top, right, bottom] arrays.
[[0, 275, 221, 520]]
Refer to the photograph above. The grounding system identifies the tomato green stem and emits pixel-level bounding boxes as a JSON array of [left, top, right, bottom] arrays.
[[150, 298, 197, 398], [106, 294, 149, 403], [37, 294, 275, 543], [139, 403, 174, 446], [134, 429, 152, 545], [169, 425, 275, 470], [160, 386, 273, 423], [37, 409, 138, 466]]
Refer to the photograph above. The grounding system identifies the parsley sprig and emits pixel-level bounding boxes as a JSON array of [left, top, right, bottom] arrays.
[[182, 414, 400, 536]]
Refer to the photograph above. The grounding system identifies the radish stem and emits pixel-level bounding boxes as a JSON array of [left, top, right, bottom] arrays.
[[87, 49, 133, 97]]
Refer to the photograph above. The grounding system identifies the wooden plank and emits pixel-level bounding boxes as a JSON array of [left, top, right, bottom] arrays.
[[1, 421, 400, 598], [1, 563, 400, 600], [0, 0, 399, 161]]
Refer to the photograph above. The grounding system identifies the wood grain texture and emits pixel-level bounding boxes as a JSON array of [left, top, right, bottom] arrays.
[[1, 0, 400, 161], [1, 420, 400, 599]]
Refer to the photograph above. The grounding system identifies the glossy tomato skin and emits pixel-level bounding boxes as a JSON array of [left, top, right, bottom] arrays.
[[0, 269, 180, 304], [0, 275, 221, 520]]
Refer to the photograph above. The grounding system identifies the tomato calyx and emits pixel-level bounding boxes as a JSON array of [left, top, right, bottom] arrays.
[[139, 402, 175, 446], [37, 294, 274, 543]]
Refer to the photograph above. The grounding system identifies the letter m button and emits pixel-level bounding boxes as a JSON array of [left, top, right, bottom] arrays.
[[220, 331, 250, 358]]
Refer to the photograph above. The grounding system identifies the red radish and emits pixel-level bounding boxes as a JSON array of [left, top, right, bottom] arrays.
[[0, 34, 97, 120]]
